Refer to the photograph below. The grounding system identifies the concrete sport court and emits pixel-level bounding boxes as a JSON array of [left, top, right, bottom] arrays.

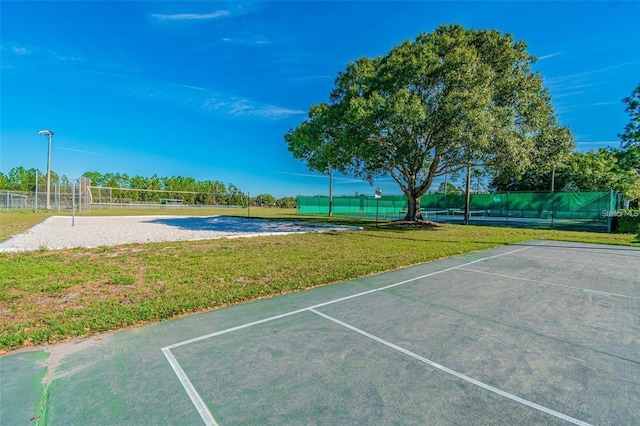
[[1, 240, 639, 425]]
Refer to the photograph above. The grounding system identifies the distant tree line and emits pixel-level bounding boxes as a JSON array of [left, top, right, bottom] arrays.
[[490, 148, 639, 196], [251, 194, 296, 208], [0, 166, 69, 192], [434, 146, 639, 199], [0, 168, 296, 208], [83, 171, 245, 205]]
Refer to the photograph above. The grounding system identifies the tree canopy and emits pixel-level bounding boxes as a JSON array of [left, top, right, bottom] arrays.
[[491, 83, 640, 202], [0, 166, 61, 192], [491, 148, 639, 197], [285, 24, 573, 220], [620, 83, 640, 150]]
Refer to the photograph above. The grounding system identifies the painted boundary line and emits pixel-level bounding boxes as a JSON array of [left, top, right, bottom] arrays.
[[309, 308, 592, 426], [457, 268, 640, 300], [505, 244, 640, 259], [163, 241, 545, 351], [161, 348, 218, 426], [161, 241, 549, 426]]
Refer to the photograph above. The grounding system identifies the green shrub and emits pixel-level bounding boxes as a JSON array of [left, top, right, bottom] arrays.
[[616, 209, 640, 233]]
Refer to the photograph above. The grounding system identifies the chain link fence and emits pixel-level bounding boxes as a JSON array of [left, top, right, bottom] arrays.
[[1, 178, 91, 213], [1, 180, 244, 212]]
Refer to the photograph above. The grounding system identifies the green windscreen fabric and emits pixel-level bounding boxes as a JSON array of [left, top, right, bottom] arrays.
[[298, 190, 622, 220], [297, 195, 407, 215], [421, 191, 615, 219]]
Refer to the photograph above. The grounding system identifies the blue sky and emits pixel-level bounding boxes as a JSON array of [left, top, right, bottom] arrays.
[[1, 1, 639, 198]]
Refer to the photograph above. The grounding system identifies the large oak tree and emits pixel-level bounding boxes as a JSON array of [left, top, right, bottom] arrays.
[[285, 24, 573, 221]]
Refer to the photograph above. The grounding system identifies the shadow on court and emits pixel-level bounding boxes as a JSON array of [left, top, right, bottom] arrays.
[[2, 240, 639, 425]]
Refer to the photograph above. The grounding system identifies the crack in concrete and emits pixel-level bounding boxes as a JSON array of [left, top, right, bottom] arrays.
[[33, 336, 109, 424]]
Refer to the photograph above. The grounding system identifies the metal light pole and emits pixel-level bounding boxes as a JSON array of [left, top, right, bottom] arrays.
[[38, 130, 54, 209], [464, 160, 471, 225]]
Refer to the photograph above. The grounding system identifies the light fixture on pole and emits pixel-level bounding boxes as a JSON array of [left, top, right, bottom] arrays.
[[38, 130, 54, 210]]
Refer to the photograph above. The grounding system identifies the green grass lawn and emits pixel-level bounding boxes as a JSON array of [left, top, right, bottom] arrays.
[[0, 208, 636, 352]]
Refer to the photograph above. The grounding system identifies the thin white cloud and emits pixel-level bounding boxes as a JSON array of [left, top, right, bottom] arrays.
[[552, 91, 587, 99], [277, 172, 328, 179], [591, 101, 618, 106], [254, 105, 305, 119], [152, 11, 230, 21], [4, 41, 83, 64], [222, 36, 272, 45], [57, 146, 100, 155], [276, 171, 369, 183], [12, 46, 28, 55], [546, 62, 633, 85], [538, 52, 563, 61], [201, 94, 304, 119], [335, 179, 366, 184], [177, 83, 207, 91]]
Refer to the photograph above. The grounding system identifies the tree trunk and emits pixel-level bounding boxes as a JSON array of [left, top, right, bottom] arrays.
[[464, 161, 471, 225], [403, 192, 424, 221], [398, 157, 439, 222]]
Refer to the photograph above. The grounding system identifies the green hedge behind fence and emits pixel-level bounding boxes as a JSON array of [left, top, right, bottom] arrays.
[[615, 210, 640, 233]]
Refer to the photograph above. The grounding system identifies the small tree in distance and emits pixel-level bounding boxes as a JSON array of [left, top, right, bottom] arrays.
[[436, 181, 459, 196], [276, 196, 297, 208], [253, 193, 276, 207], [285, 24, 573, 221]]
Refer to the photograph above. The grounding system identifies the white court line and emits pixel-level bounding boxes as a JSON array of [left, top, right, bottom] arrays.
[[163, 242, 544, 351], [309, 308, 592, 426], [161, 348, 218, 426], [161, 241, 546, 425], [456, 268, 640, 300], [163, 308, 310, 350]]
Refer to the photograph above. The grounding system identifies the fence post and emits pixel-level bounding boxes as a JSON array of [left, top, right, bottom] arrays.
[[35, 170, 38, 211], [607, 188, 613, 233], [72, 183, 76, 227], [506, 192, 509, 226], [550, 192, 555, 228]]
